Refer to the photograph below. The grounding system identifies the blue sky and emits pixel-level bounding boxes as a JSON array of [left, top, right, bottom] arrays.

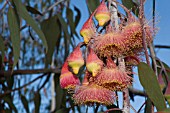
[[70, 0, 170, 112]]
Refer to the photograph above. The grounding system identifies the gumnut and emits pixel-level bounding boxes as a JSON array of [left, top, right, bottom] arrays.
[[86, 48, 103, 77], [80, 10, 97, 44], [60, 61, 80, 89], [67, 43, 84, 74], [95, 0, 111, 26]]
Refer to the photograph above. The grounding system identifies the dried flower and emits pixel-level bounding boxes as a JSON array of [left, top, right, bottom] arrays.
[[73, 83, 115, 105], [86, 48, 103, 77], [95, 0, 111, 26], [67, 44, 84, 74], [60, 61, 80, 89]]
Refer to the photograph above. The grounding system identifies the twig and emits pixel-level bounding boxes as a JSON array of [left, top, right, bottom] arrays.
[[95, 105, 99, 113], [154, 45, 170, 49], [104, 108, 122, 113], [86, 106, 88, 113], [130, 105, 137, 113], [149, 43, 158, 75], [0, 73, 47, 98], [0, 68, 60, 77], [148, 0, 157, 76], [119, 58, 130, 113], [139, 0, 150, 65], [137, 101, 147, 113], [38, 73, 51, 91], [129, 88, 146, 97]]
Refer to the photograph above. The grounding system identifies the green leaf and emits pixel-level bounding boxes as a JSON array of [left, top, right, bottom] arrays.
[[144, 98, 152, 113], [74, 6, 81, 28], [55, 108, 69, 113], [0, 35, 5, 62], [86, 0, 100, 13], [7, 7, 20, 69], [121, 0, 139, 17], [57, 13, 70, 40], [41, 16, 60, 67], [6, 76, 14, 89], [66, 8, 75, 36], [57, 13, 70, 59], [13, 0, 48, 52], [66, 7, 79, 40], [34, 92, 41, 113], [138, 62, 166, 111], [2, 96, 17, 113], [26, 6, 43, 16], [21, 95, 30, 113], [155, 108, 170, 113], [54, 74, 66, 110]]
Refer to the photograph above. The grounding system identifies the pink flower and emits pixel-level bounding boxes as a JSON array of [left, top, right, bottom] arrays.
[[73, 83, 115, 105], [95, 58, 132, 91], [94, 32, 126, 57]]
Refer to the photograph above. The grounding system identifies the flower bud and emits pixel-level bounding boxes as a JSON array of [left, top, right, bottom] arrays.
[[86, 48, 103, 77], [67, 44, 84, 74], [60, 61, 80, 89], [95, 1, 110, 26]]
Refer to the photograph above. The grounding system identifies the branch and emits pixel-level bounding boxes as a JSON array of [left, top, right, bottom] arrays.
[[139, 0, 150, 65], [0, 68, 60, 77], [0, 73, 47, 98], [104, 108, 122, 113], [154, 45, 170, 49], [129, 88, 147, 97]]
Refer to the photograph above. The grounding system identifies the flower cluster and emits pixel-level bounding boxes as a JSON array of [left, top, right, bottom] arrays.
[[60, 0, 152, 106]]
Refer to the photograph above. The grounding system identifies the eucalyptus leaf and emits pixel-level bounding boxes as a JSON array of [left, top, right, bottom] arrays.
[[74, 6, 81, 28], [34, 92, 41, 113], [86, 0, 100, 13], [138, 62, 166, 111], [2, 96, 17, 113], [121, 0, 139, 17], [26, 6, 43, 16], [7, 7, 20, 69], [41, 16, 60, 67], [57, 14, 70, 59], [21, 95, 30, 113], [144, 98, 152, 113], [0, 36, 5, 62], [54, 74, 66, 110], [13, 0, 48, 52]]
